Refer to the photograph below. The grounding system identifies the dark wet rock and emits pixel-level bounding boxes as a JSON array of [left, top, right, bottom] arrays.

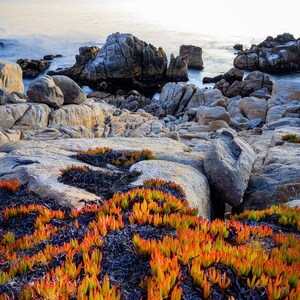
[[233, 44, 243, 51], [17, 58, 51, 78], [43, 55, 55, 60], [234, 33, 300, 73], [240, 127, 300, 211], [203, 68, 243, 85], [52, 46, 100, 80], [56, 33, 188, 93], [224, 68, 244, 84], [101, 94, 151, 112], [78, 33, 168, 91], [215, 71, 273, 98], [87, 91, 112, 99], [203, 74, 224, 84], [166, 54, 188, 81], [0, 42, 4, 47], [179, 45, 203, 69]]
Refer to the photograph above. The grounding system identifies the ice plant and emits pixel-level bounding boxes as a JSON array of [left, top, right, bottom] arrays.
[[281, 133, 300, 143], [0, 179, 21, 192], [60, 164, 89, 175], [1, 175, 300, 299]]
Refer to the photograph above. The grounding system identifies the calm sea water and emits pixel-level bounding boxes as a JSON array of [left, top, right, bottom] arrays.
[[0, 0, 299, 91]]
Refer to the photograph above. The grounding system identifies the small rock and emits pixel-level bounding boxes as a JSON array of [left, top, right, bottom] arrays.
[[43, 55, 55, 61], [233, 44, 243, 51]]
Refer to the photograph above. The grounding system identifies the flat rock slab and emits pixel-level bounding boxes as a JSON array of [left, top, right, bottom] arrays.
[[0, 138, 207, 210], [130, 160, 211, 219]]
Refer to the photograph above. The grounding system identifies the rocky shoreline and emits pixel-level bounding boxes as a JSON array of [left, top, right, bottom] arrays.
[[0, 31, 300, 299], [1, 31, 300, 217]]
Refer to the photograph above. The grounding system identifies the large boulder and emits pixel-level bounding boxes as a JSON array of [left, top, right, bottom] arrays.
[[130, 160, 210, 219], [27, 76, 64, 108], [52, 75, 86, 104], [17, 58, 50, 78], [100, 93, 151, 112], [204, 129, 256, 207], [179, 45, 203, 69], [80, 33, 168, 89], [224, 68, 244, 84], [0, 61, 24, 93], [234, 33, 300, 73], [203, 68, 243, 84]]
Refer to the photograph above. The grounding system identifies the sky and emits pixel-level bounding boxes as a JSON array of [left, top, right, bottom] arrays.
[[0, 0, 299, 39]]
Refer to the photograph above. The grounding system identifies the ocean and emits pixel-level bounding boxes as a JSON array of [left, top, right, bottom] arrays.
[[0, 0, 299, 92]]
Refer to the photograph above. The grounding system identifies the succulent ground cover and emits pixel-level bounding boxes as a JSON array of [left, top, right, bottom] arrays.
[[75, 148, 156, 169], [281, 133, 300, 144], [0, 148, 300, 300]]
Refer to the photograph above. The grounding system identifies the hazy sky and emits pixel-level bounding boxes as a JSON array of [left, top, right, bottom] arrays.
[[0, 0, 299, 39]]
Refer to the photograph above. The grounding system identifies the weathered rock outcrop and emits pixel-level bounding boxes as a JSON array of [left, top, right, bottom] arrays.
[[63, 46, 100, 81], [79, 33, 168, 90], [144, 82, 228, 118], [0, 61, 24, 93], [52, 33, 188, 93], [166, 54, 188, 82], [240, 127, 300, 211], [265, 80, 300, 129], [204, 129, 256, 208], [17, 58, 50, 78], [214, 71, 273, 98], [234, 33, 300, 73], [179, 45, 203, 69]]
